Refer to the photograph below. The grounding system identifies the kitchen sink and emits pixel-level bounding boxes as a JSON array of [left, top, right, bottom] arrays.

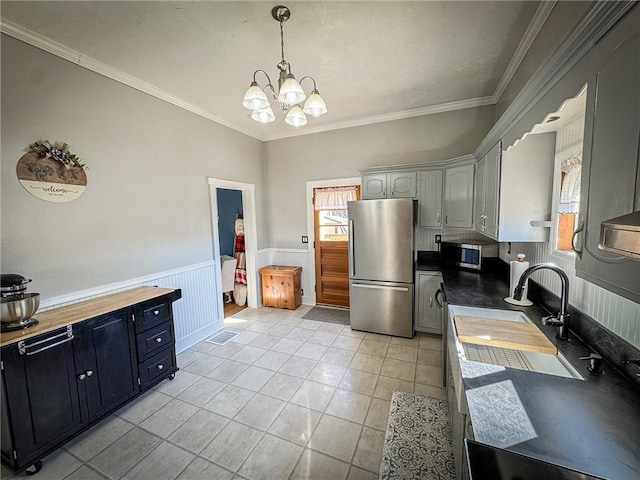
[[449, 306, 584, 381]]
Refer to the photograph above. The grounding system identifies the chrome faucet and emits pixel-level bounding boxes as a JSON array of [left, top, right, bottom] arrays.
[[513, 262, 570, 341]]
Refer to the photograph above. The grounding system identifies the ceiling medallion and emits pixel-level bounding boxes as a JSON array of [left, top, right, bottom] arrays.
[[242, 5, 327, 127]]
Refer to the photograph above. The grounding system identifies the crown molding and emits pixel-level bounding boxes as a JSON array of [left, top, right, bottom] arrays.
[[474, 0, 637, 160], [1, 18, 498, 143], [359, 154, 477, 174], [0, 19, 262, 141], [260, 96, 497, 142], [493, 0, 557, 102]]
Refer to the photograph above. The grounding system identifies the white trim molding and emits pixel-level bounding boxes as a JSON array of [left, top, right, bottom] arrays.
[[207, 177, 260, 314], [475, 1, 636, 160], [492, 1, 557, 102], [261, 97, 497, 142], [0, 19, 261, 141], [305, 177, 361, 306]]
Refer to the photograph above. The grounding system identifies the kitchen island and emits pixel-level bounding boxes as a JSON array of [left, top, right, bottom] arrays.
[[440, 263, 640, 479]]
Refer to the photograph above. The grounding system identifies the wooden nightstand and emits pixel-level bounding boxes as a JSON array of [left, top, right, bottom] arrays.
[[259, 265, 302, 310]]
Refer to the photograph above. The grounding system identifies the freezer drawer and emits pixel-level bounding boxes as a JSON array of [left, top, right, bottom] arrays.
[[349, 280, 414, 338]]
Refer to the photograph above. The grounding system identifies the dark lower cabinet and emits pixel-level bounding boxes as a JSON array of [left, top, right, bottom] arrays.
[[0, 288, 181, 475], [76, 309, 138, 423], [1, 326, 86, 473]]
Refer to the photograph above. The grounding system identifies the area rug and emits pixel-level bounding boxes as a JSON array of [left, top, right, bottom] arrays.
[[380, 391, 456, 480], [301, 306, 350, 325]]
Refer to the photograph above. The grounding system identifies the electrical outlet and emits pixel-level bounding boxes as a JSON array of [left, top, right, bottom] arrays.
[[435, 235, 441, 244], [302, 236, 308, 244], [301, 289, 304, 295]]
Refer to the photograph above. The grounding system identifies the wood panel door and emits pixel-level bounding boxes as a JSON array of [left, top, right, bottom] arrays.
[[315, 242, 350, 306], [314, 186, 359, 307]]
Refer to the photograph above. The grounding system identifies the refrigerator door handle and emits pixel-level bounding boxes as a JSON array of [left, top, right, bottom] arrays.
[[351, 283, 410, 292], [349, 219, 355, 277]]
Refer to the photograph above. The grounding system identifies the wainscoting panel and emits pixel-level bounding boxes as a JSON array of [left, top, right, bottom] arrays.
[[38, 261, 221, 353]]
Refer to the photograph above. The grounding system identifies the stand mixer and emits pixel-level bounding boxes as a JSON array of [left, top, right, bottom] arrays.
[[1, 274, 40, 332]]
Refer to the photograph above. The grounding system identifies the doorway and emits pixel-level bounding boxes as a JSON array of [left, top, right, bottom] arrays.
[[216, 188, 248, 318], [207, 178, 259, 322], [312, 184, 360, 307]]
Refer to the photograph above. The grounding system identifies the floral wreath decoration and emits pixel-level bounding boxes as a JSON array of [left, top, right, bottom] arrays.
[[28, 140, 87, 170]]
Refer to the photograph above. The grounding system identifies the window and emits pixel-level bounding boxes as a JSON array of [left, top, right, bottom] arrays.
[[556, 155, 582, 252], [313, 186, 360, 242]]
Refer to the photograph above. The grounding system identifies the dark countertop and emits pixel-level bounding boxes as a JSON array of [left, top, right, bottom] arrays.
[[441, 263, 640, 480]]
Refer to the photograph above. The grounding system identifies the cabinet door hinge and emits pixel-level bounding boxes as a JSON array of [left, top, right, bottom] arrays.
[[13, 450, 17, 460], [137, 378, 141, 385], [131, 314, 136, 322], [0, 360, 4, 371]]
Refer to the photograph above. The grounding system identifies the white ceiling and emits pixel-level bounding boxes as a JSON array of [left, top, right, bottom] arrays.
[[1, 1, 544, 141]]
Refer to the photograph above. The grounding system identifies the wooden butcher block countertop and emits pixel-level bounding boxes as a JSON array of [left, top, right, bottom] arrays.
[[0, 286, 177, 347], [455, 315, 558, 355]]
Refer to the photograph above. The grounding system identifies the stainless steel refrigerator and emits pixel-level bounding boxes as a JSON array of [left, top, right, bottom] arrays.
[[347, 198, 415, 338]]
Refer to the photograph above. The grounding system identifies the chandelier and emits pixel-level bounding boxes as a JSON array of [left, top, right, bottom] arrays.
[[242, 5, 327, 127]]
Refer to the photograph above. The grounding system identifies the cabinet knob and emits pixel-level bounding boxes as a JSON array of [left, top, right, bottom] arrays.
[[153, 310, 160, 316], [155, 337, 163, 343], [86, 370, 94, 377], [78, 373, 86, 381], [157, 364, 164, 370]]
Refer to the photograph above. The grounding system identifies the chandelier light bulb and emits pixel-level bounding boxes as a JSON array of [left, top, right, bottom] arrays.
[[251, 106, 276, 123], [278, 76, 306, 106], [303, 91, 327, 118], [242, 82, 269, 111], [285, 105, 307, 127]]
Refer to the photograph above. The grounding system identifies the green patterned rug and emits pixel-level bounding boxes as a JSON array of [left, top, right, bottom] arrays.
[[380, 391, 456, 480]]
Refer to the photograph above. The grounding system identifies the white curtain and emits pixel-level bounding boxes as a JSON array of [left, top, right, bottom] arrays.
[[314, 186, 357, 210], [559, 155, 581, 214]]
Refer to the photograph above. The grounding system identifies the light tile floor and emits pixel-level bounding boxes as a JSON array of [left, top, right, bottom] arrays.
[[1, 305, 446, 480]]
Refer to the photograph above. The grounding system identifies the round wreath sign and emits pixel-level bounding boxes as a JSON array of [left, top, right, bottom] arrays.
[[16, 141, 88, 203]]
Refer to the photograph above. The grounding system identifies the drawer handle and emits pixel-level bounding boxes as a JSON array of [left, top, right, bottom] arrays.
[[153, 310, 160, 316], [155, 337, 163, 343], [157, 364, 164, 370]]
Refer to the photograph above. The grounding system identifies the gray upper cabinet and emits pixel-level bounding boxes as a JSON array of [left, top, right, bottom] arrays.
[[474, 143, 501, 239], [475, 136, 555, 242], [575, 31, 640, 304], [474, 155, 487, 234], [418, 170, 443, 228], [361, 173, 388, 199], [498, 133, 555, 241], [361, 172, 416, 199], [444, 164, 474, 228]]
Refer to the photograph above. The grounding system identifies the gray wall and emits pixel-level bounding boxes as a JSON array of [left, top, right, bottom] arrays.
[[1, 35, 266, 300], [264, 106, 496, 248]]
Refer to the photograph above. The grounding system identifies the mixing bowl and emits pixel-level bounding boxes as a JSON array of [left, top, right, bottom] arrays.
[[1, 293, 40, 323]]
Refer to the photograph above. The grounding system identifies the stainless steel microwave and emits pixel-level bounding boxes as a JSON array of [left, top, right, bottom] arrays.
[[440, 241, 498, 270]]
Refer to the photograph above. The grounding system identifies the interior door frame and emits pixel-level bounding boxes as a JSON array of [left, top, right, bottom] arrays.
[[207, 177, 259, 322], [305, 177, 361, 306]]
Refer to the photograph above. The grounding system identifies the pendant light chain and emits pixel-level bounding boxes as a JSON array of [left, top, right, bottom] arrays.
[[280, 17, 286, 67]]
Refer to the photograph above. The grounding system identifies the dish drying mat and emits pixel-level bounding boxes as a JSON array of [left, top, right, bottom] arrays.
[[462, 343, 532, 371]]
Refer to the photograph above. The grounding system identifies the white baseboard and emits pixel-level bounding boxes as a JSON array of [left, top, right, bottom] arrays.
[[175, 322, 223, 354]]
